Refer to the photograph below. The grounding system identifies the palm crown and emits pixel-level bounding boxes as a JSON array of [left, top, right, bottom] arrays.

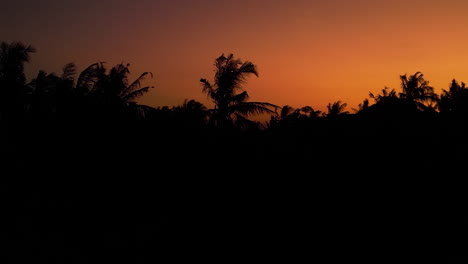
[[200, 53, 278, 128]]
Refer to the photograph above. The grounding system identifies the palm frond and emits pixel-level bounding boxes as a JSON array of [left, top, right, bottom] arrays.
[[128, 103, 157, 119], [61, 62, 77, 80], [213, 53, 258, 93], [3, 41, 36, 62], [200, 78, 218, 101], [280, 105, 295, 118], [109, 63, 130, 89], [233, 113, 260, 129], [238, 61, 258, 76], [0, 41, 36, 83], [232, 91, 249, 104], [181, 99, 208, 112], [76, 62, 106, 93], [327, 100, 349, 116], [231, 101, 278, 116], [122, 71, 153, 97], [122, 86, 152, 102]]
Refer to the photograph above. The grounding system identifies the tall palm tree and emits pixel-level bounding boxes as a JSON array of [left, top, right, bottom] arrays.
[[92, 63, 153, 104], [200, 53, 278, 129], [0, 41, 36, 119], [399, 72, 438, 111]]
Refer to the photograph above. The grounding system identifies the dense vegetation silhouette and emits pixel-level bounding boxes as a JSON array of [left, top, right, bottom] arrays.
[[1, 41, 467, 263]]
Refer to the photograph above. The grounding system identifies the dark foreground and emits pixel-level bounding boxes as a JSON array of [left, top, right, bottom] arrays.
[[1, 120, 467, 263]]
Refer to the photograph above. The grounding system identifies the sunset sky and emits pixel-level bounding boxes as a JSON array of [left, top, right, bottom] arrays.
[[2, 0, 467, 112]]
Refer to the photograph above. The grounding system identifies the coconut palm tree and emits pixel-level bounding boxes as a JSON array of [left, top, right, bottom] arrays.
[[0, 41, 36, 120], [399, 72, 438, 111], [73, 62, 154, 119], [92, 63, 152, 103], [200, 53, 278, 129]]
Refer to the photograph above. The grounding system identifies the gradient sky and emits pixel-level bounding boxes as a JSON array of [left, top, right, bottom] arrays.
[[2, 0, 468, 112]]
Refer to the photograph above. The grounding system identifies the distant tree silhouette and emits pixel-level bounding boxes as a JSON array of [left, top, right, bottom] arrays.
[[25, 62, 100, 120], [361, 73, 440, 121], [296, 106, 321, 119], [325, 100, 349, 118], [269, 104, 322, 128], [88, 63, 154, 119], [0, 41, 36, 120], [268, 105, 323, 131], [369, 87, 399, 105], [352, 98, 370, 113], [399, 72, 438, 112], [28, 70, 60, 119], [27, 63, 79, 120], [174, 99, 209, 126], [439, 79, 467, 117], [359, 87, 401, 116], [200, 53, 278, 129], [74, 62, 106, 97], [279, 105, 321, 120], [30, 62, 154, 120]]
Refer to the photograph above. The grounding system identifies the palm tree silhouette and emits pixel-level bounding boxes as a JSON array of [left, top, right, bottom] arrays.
[[399, 72, 438, 111], [369, 87, 399, 104], [439, 79, 467, 116], [27, 63, 85, 120], [28, 70, 60, 119], [286, 106, 321, 120], [43, 62, 153, 119], [325, 100, 349, 118], [88, 63, 154, 119], [280, 105, 295, 119], [0, 41, 36, 85], [0, 41, 36, 120], [174, 99, 209, 126], [353, 99, 369, 113], [200, 53, 278, 129]]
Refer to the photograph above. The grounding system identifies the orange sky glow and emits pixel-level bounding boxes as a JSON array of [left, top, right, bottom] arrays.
[[2, 0, 468, 112]]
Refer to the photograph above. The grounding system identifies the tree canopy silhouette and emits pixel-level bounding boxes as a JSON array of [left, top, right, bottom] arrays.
[[399, 71, 438, 111], [0, 41, 36, 120], [200, 53, 278, 129], [439, 79, 468, 116]]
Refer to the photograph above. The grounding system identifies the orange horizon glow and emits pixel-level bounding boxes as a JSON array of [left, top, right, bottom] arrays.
[[2, 0, 467, 113]]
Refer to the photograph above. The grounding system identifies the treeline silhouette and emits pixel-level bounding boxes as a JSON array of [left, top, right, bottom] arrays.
[[1, 41, 467, 262]]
